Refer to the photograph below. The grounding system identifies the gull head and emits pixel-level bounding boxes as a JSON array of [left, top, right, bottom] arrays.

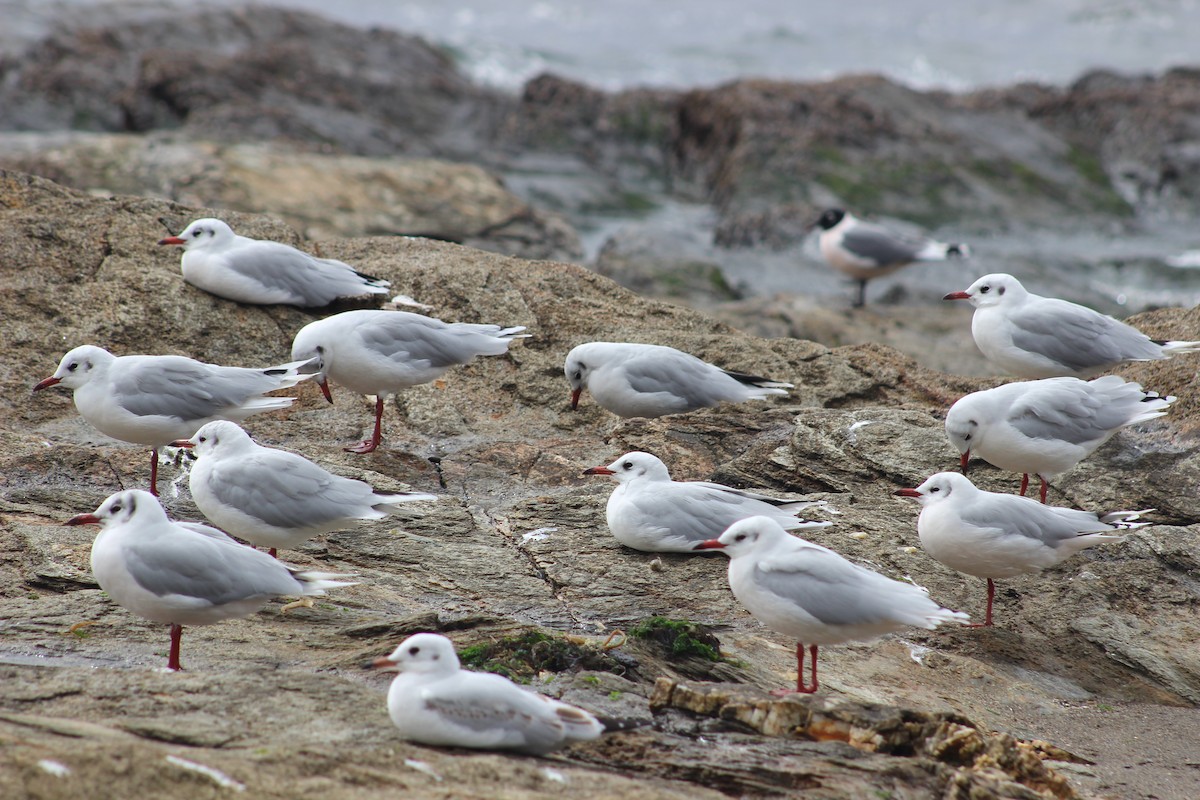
[[943, 273, 1024, 308], [35, 345, 114, 391], [66, 489, 165, 529], [894, 472, 974, 507], [563, 343, 599, 410], [371, 633, 460, 676], [175, 420, 255, 458], [158, 218, 235, 251], [583, 451, 671, 484], [694, 515, 787, 556], [944, 397, 985, 469]]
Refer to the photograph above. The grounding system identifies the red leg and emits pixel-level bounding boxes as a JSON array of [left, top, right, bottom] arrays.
[[772, 642, 820, 695], [1018, 473, 1029, 496], [167, 623, 184, 671], [346, 396, 385, 454], [1039, 478, 1049, 504], [268, 548, 278, 559], [149, 448, 160, 496], [965, 578, 996, 628]]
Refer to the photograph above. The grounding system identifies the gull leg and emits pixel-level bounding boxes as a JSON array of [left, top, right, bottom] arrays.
[[268, 548, 278, 559], [281, 596, 316, 613], [149, 448, 160, 497], [853, 279, 867, 308], [1039, 478, 1049, 504], [346, 396, 385, 454], [772, 642, 819, 695], [1018, 473, 1029, 496], [966, 578, 996, 628], [167, 623, 184, 671]]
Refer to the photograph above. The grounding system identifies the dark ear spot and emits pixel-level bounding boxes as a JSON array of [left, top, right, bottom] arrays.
[[998, 286, 1006, 295], [431, 653, 439, 660]]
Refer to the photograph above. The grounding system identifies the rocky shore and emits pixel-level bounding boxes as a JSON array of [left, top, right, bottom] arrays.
[[1, 5, 1199, 799]]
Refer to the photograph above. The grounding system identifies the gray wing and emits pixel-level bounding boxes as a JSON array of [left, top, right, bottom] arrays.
[[1008, 382, 1131, 445], [423, 674, 565, 753], [123, 527, 298, 604], [227, 242, 386, 307], [1008, 299, 1160, 372], [115, 357, 281, 419], [623, 353, 737, 409], [357, 315, 505, 369], [628, 486, 761, 544], [956, 492, 1106, 547], [840, 224, 923, 266], [206, 451, 372, 529], [753, 544, 909, 627]]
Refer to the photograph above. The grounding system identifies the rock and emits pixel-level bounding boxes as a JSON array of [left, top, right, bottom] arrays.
[[4, 172, 1200, 798], [0, 132, 581, 260]]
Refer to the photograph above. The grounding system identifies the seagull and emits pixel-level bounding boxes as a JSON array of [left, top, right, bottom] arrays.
[[582, 451, 830, 552], [815, 208, 970, 308], [943, 273, 1200, 378], [173, 421, 438, 557], [158, 218, 390, 307], [291, 309, 529, 453], [66, 489, 356, 671], [945, 376, 1175, 502], [894, 472, 1149, 626], [33, 345, 314, 495], [369, 632, 604, 754], [565, 342, 792, 418], [694, 516, 968, 694]]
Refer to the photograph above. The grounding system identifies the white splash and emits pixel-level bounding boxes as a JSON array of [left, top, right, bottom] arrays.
[[164, 755, 245, 791], [37, 760, 71, 777], [404, 759, 443, 781], [541, 767, 568, 783], [387, 294, 434, 311], [845, 419, 876, 445], [522, 527, 557, 543]]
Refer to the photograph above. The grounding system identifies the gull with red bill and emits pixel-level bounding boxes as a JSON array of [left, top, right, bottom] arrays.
[[369, 632, 604, 754], [945, 376, 1175, 502], [33, 344, 314, 495], [694, 516, 968, 694], [943, 272, 1200, 378], [174, 420, 437, 557], [564, 342, 791, 418], [895, 472, 1150, 626], [159, 217, 390, 308], [290, 309, 529, 453], [66, 489, 355, 671], [583, 451, 828, 552]]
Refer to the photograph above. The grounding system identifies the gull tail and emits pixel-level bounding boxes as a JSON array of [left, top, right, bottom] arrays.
[[721, 368, 794, 394], [1157, 339, 1200, 356], [371, 491, 439, 513], [916, 240, 971, 261], [353, 270, 391, 292], [1098, 509, 1155, 531], [262, 356, 322, 388], [292, 570, 360, 595]]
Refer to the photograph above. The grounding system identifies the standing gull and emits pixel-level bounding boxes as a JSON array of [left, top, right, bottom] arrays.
[[291, 309, 528, 453], [158, 218, 390, 307], [174, 420, 437, 557], [583, 451, 829, 552], [66, 489, 355, 671], [944, 272, 1200, 378], [815, 208, 969, 307], [370, 632, 604, 754], [945, 376, 1175, 502], [895, 472, 1149, 626], [33, 345, 314, 495], [565, 342, 791, 418], [694, 516, 968, 694]]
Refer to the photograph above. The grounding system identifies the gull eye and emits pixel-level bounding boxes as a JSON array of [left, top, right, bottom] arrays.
[[963, 434, 971, 441], [66, 362, 77, 372], [623, 461, 633, 470], [734, 533, 747, 542], [930, 487, 940, 493], [979, 286, 990, 294], [408, 646, 420, 656], [198, 436, 206, 443], [573, 371, 582, 381], [110, 503, 122, 514]]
